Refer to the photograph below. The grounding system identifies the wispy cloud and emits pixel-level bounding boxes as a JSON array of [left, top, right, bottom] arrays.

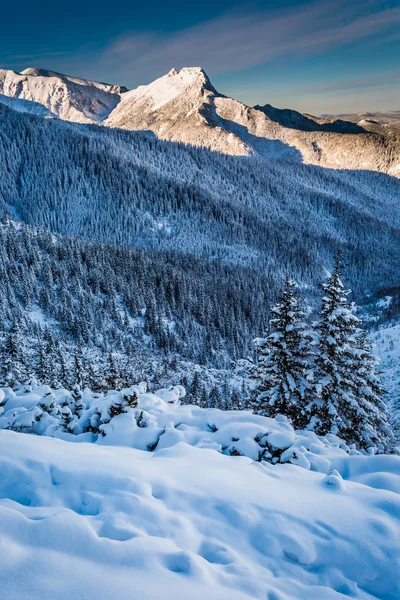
[[95, 0, 400, 85], [306, 71, 400, 94], [4, 50, 73, 69], [10, 51, 71, 60]]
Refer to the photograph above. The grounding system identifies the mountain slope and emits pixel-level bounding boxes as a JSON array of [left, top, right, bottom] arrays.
[[1, 101, 400, 291], [1, 102, 400, 374], [0, 66, 399, 175], [105, 67, 259, 156], [254, 103, 365, 133], [321, 111, 400, 130], [0, 67, 127, 123], [106, 67, 400, 175]]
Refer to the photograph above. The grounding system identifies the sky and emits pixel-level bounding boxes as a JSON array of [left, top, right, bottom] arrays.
[[1, 0, 399, 115]]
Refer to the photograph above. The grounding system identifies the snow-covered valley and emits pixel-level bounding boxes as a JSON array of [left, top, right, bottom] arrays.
[[0, 49, 400, 600], [1, 385, 400, 600]]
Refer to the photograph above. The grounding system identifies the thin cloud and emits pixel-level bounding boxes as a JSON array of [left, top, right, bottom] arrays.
[[9, 51, 71, 60], [306, 71, 400, 94], [97, 0, 400, 85], [3, 50, 73, 70]]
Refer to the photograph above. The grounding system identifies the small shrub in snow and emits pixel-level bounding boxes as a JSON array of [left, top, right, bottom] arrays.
[[0, 382, 384, 472]]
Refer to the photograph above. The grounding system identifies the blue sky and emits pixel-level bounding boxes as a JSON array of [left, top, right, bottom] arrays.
[[1, 0, 399, 114]]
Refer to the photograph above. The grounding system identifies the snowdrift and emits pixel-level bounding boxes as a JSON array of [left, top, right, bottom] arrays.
[[0, 383, 365, 471], [1, 429, 400, 599], [1, 384, 400, 599]]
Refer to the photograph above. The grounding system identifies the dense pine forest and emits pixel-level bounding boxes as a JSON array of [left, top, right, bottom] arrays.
[[1, 102, 400, 290], [1, 102, 400, 412]]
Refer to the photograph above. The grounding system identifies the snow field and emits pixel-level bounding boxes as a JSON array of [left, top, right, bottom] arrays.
[[0, 385, 400, 598], [1, 430, 400, 599]]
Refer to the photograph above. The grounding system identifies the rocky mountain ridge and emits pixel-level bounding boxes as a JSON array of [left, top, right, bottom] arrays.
[[1, 65, 399, 176]]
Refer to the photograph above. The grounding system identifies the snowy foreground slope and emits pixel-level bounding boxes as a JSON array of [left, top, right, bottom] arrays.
[[1, 386, 400, 599]]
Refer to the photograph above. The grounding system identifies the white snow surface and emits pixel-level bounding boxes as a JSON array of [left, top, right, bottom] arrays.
[[0, 68, 124, 123], [0, 65, 399, 174], [1, 385, 400, 598], [119, 67, 210, 112], [0, 383, 364, 466]]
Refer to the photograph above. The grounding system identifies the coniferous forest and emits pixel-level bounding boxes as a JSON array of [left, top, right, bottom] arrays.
[[3, 4, 400, 596], [0, 101, 399, 444]]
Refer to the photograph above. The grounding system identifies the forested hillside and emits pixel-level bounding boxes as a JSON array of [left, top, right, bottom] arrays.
[[0, 220, 271, 374], [1, 102, 400, 392], [1, 103, 400, 290]]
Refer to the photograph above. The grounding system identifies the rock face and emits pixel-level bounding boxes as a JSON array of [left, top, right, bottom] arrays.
[[1, 65, 399, 176]]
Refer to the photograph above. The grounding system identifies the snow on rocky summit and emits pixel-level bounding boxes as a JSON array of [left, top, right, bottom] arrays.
[[1, 383, 400, 599]]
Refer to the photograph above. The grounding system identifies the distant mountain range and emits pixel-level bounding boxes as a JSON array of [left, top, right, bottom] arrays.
[[321, 111, 400, 130], [1, 66, 399, 176]]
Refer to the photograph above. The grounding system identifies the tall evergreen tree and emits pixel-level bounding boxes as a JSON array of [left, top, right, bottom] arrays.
[[35, 338, 48, 383], [105, 353, 119, 390], [251, 277, 311, 427], [87, 360, 100, 393], [189, 372, 202, 405], [45, 331, 58, 387], [0, 325, 26, 386], [346, 330, 393, 452], [208, 385, 222, 409], [57, 345, 70, 389], [310, 253, 393, 451], [73, 345, 84, 387], [310, 253, 360, 437], [36, 333, 57, 385], [199, 385, 208, 408]]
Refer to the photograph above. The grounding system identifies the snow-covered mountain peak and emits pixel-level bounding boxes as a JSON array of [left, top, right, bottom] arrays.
[[174, 66, 214, 83], [1, 64, 399, 174], [20, 67, 64, 78], [104, 65, 220, 133], [122, 66, 216, 110], [0, 67, 125, 122], [19, 66, 128, 94]]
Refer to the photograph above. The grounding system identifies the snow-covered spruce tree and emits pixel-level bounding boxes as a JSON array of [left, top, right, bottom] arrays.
[[310, 253, 393, 451], [57, 345, 70, 389], [44, 331, 59, 387], [87, 361, 101, 393], [105, 353, 120, 390], [199, 386, 208, 408], [230, 389, 242, 410], [71, 385, 85, 417], [208, 385, 222, 409], [189, 372, 202, 405], [106, 389, 140, 422], [0, 332, 16, 386], [59, 404, 77, 434], [346, 330, 393, 452], [251, 277, 312, 428], [0, 325, 26, 387], [73, 346, 84, 387], [36, 335, 57, 386]]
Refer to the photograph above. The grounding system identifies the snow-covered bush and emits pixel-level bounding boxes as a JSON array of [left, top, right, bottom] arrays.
[[0, 382, 374, 472]]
